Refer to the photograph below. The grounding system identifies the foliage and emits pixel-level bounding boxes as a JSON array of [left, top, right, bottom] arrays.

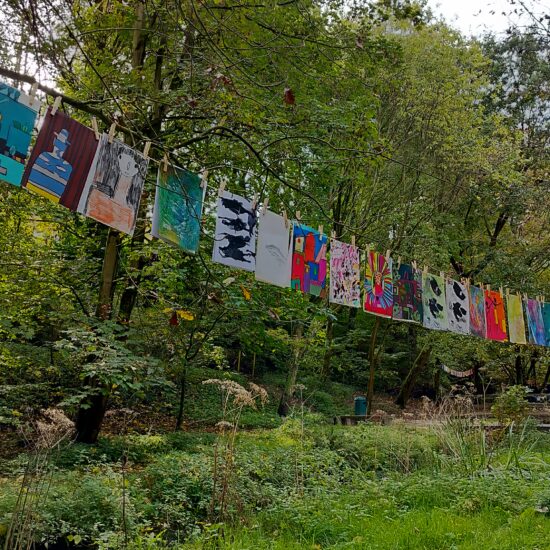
[[492, 385, 529, 426]]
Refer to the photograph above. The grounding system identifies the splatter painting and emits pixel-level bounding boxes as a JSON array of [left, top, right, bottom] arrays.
[[152, 165, 204, 254], [506, 294, 527, 344], [484, 290, 508, 342], [363, 251, 393, 318], [22, 108, 98, 208], [291, 223, 327, 296], [446, 279, 469, 335], [329, 239, 361, 308], [0, 82, 41, 187], [541, 302, 550, 348], [77, 134, 149, 235], [468, 285, 486, 338], [212, 191, 257, 271], [422, 273, 448, 330], [255, 210, 293, 288], [526, 299, 545, 346], [392, 263, 422, 323]]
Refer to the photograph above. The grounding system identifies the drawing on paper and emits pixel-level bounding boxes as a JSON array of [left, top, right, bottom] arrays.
[[363, 251, 393, 318], [484, 290, 508, 342], [291, 223, 327, 296], [468, 285, 486, 338], [526, 298, 545, 346], [392, 263, 423, 323], [446, 279, 469, 335], [329, 239, 361, 308], [506, 294, 527, 345], [422, 273, 448, 330]]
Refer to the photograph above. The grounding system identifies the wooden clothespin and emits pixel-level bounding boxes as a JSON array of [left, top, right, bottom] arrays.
[[200, 169, 208, 189], [162, 153, 169, 173], [523, 292, 528, 301], [439, 271, 444, 279], [351, 235, 355, 247], [318, 225, 324, 238], [499, 286, 504, 298], [218, 178, 226, 197], [330, 230, 336, 240], [385, 249, 391, 262], [91, 117, 100, 140], [143, 141, 151, 159], [295, 210, 301, 222], [397, 256, 402, 268], [505, 287, 510, 298], [366, 244, 371, 258], [487, 284, 491, 292], [282, 209, 289, 228], [108, 123, 116, 143], [251, 193, 259, 210], [261, 196, 269, 216], [29, 83, 38, 104], [51, 96, 62, 116], [423, 265, 428, 275], [412, 260, 417, 270]]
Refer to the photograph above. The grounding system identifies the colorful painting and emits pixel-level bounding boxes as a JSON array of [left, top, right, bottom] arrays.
[[446, 279, 470, 335], [506, 294, 527, 344], [329, 239, 361, 308], [291, 223, 327, 296], [212, 191, 257, 272], [526, 299, 545, 346], [77, 134, 148, 235], [468, 285, 486, 338], [152, 165, 204, 254], [22, 109, 98, 208], [541, 303, 550, 348], [484, 290, 508, 342], [392, 263, 422, 323], [422, 273, 448, 330], [0, 81, 41, 187], [255, 210, 293, 288], [363, 251, 393, 318]]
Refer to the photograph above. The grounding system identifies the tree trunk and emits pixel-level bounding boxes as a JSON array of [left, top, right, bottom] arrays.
[[320, 316, 334, 381], [395, 346, 432, 408], [542, 363, 550, 392], [514, 353, 524, 385], [366, 317, 381, 416], [278, 322, 303, 416], [175, 359, 187, 431], [473, 361, 484, 394]]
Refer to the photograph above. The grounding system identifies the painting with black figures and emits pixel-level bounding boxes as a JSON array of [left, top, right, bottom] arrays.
[[212, 190, 257, 272], [446, 278, 470, 335], [422, 273, 448, 331]]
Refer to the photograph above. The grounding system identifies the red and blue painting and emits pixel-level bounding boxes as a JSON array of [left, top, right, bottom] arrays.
[[291, 222, 327, 297]]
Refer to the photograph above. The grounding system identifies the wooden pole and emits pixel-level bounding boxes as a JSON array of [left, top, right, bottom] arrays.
[[366, 317, 381, 416]]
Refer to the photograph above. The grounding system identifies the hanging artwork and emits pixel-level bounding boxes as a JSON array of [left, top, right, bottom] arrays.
[[329, 239, 361, 308], [291, 223, 327, 296], [525, 298, 545, 346], [0, 82, 41, 187], [468, 285, 486, 338], [363, 251, 393, 318], [541, 302, 550, 348], [422, 273, 448, 330], [255, 211, 293, 288], [152, 165, 204, 254], [392, 262, 422, 323], [77, 134, 149, 235], [506, 294, 527, 345], [484, 290, 508, 342], [446, 279, 470, 335], [212, 190, 257, 272]]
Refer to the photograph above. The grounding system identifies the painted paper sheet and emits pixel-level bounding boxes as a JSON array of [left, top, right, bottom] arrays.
[[422, 273, 448, 330], [484, 290, 508, 342], [212, 191, 257, 272], [0, 82, 41, 187], [392, 263, 422, 323], [77, 134, 148, 235], [329, 239, 361, 308], [291, 223, 327, 296], [506, 294, 527, 344], [526, 299, 545, 346], [541, 303, 550, 348], [255, 211, 293, 288], [468, 285, 486, 338], [363, 251, 393, 318], [446, 279, 470, 335], [152, 165, 204, 254]]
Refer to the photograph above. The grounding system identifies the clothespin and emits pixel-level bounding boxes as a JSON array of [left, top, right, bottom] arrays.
[[143, 141, 151, 159], [439, 271, 444, 279], [423, 265, 428, 275], [351, 235, 355, 247], [366, 244, 370, 258], [200, 169, 208, 189], [385, 249, 391, 262], [108, 123, 116, 143], [412, 260, 417, 270], [487, 284, 491, 292], [91, 117, 100, 140], [162, 154, 169, 172], [261, 196, 269, 216], [282, 209, 289, 228], [51, 96, 62, 116], [330, 230, 336, 241], [499, 286, 504, 298], [295, 210, 301, 221], [505, 288, 510, 298], [523, 293, 528, 301], [218, 179, 226, 197], [29, 83, 38, 104], [251, 193, 259, 210], [318, 225, 324, 238], [397, 256, 402, 268]]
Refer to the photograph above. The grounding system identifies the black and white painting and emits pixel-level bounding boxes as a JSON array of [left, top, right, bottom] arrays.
[[422, 273, 448, 331], [255, 210, 292, 287], [212, 190, 257, 271], [446, 278, 470, 335]]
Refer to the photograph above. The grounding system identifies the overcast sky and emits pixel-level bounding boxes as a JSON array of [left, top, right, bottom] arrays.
[[427, 0, 549, 36]]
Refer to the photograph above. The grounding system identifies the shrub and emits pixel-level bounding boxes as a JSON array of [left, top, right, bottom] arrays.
[[492, 386, 529, 426]]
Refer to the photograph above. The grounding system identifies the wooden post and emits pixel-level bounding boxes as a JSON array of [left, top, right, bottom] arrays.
[[252, 352, 256, 378], [366, 317, 381, 416], [237, 350, 241, 373]]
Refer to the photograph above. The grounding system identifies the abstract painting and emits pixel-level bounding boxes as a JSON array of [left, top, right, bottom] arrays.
[[468, 285, 486, 338], [212, 190, 257, 272], [422, 273, 448, 330], [77, 134, 149, 235], [22, 109, 98, 209], [541, 302, 550, 348], [0, 82, 41, 187], [392, 263, 422, 323], [329, 239, 361, 308], [446, 279, 469, 335], [363, 251, 393, 318], [526, 299, 545, 346], [506, 294, 527, 344], [152, 165, 204, 254], [255, 210, 293, 288], [291, 223, 327, 296], [484, 290, 508, 342]]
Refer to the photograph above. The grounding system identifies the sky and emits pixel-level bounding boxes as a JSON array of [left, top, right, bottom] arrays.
[[426, 0, 549, 36]]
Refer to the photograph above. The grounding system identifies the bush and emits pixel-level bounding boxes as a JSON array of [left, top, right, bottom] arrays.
[[492, 386, 529, 426]]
